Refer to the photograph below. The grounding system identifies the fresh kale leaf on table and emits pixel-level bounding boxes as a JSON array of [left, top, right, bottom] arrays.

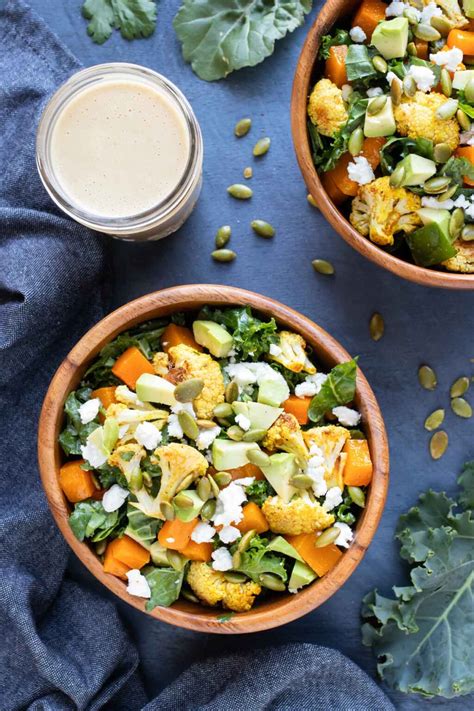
[[82, 0, 157, 44], [362, 462, 474, 699]]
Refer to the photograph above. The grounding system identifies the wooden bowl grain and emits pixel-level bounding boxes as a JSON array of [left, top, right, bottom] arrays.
[[38, 285, 389, 633], [291, 0, 474, 290]]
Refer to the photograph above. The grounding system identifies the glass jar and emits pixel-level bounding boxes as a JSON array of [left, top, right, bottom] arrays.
[[36, 63, 203, 241]]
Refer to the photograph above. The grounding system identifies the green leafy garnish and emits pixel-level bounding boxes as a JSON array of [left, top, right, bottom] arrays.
[[125, 504, 161, 548], [59, 388, 99, 456], [345, 44, 377, 84], [440, 157, 474, 185], [95, 463, 128, 489], [312, 93, 368, 173], [308, 358, 358, 423], [236, 535, 288, 583], [173, 0, 312, 82], [82, 0, 157, 44], [362, 462, 474, 698], [199, 305, 278, 360], [245, 480, 275, 507], [145, 567, 184, 610], [217, 612, 235, 622], [458, 101, 474, 119], [380, 137, 434, 176], [318, 28, 350, 60], [69, 500, 126, 542]]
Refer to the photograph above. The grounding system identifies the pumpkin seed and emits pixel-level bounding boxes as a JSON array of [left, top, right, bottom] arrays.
[[214, 471, 232, 488], [242, 428, 267, 442], [315, 526, 340, 548], [181, 588, 200, 603], [451, 397, 473, 418], [95, 540, 107, 556], [307, 193, 318, 208], [196, 418, 217, 429], [227, 184, 253, 199], [348, 126, 364, 156], [176, 473, 195, 493], [457, 109, 471, 131], [430, 430, 448, 459], [247, 448, 271, 467], [433, 141, 452, 163], [312, 258, 335, 275], [418, 364, 437, 390], [449, 208, 465, 240], [348, 486, 365, 508], [238, 529, 257, 553], [160, 500, 175, 521], [201, 499, 216, 520], [253, 137, 271, 156], [129, 471, 143, 492], [175, 378, 204, 402], [212, 248, 237, 262], [430, 15, 453, 36], [173, 492, 194, 509], [243, 166, 253, 179], [440, 68, 452, 98], [403, 7, 420, 24], [178, 411, 199, 439], [407, 41, 417, 56], [403, 75, 417, 97], [390, 163, 406, 188], [372, 55, 388, 73], [225, 381, 239, 404], [450, 376, 470, 398], [436, 98, 459, 120], [208, 475, 220, 498], [414, 23, 441, 41], [234, 117, 251, 137], [465, 77, 474, 104], [423, 176, 452, 194], [143, 472, 153, 489], [258, 573, 286, 592], [197, 476, 211, 501], [214, 402, 233, 418], [251, 219, 275, 238], [227, 425, 245, 441], [167, 550, 185, 571], [224, 571, 248, 584], [437, 184, 458, 202], [369, 312, 384, 342], [461, 224, 474, 241], [215, 225, 231, 248], [232, 550, 242, 569], [290, 473, 314, 489], [424, 408, 445, 431], [367, 95, 387, 116], [390, 77, 402, 105]]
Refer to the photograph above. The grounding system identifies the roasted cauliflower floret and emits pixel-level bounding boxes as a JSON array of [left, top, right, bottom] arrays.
[[432, 0, 468, 28], [106, 402, 168, 424], [269, 331, 316, 374], [262, 413, 309, 462], [442, 239, 474, 273], [168, 344, 225, 419], [394, 92, 460, 152], [187, 562, 261, 612], [308, 78, 348, 137], [153, 351, 170, 376], [262, 495, 335, 535], [304, 425, 350, 490], [350, 176, 422, 246], [108, 443, 145, 489]]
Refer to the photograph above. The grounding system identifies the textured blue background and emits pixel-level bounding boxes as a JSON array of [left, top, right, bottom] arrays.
[[27, 1, 474, 708]]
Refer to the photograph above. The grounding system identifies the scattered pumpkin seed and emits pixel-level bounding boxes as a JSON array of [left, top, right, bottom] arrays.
[[465, 77, 474, 104], [173, 492, 194, 509], [225, 381, 239, 404], [451, 376, 470, 398], [207, 475, 220, 498], [214, 402, 233, 418], [290, 473, 314, 489], [178, 411, 199, 439], [403, 75, 417, 97], [312, 258, 335, 275], [461, 224, 474, 241], [307, 193, 318, 208], [227, 425, 245, 441], [167, 550, 185, 571], [436, 98, 459, 120], [232, 550, 242, 568], [160, 500, 175, 521], [247, 448, 271, 467], [181, 588, 200, 603], [367, 95, 387, 115], [451, 397, 472, 418], [234, 117, 251, 137], [243, 166, 253, 179], [372, 55, 388, 73], [242, 428, 267, 442], [176, 473, 194, 493], [457, 109, 471, 131], [251, 219, 275, 238], [423, 176, 452, 194], [430, 15, 452, 36], [212, 249, 237, 262], [253, 137, 271, 156], [348, 486, 365, 508], [227, 183, 253, 199], [424, 408, 445, 431], [418, 364, 437, 390], [369, 312, 384, 342], [440, 68, 452, 97], [197, 476, 212, 501], [201, 499, 216, 520], [390, 76, 402, 105], [214, 471, 232, 488], [430, 430, 448, 460], [215, 225, 231, 248], [315, 526, 340, 548], [224, 571, 248, 584], [95, 540, 106, 556], [433, 141, 452, 163], [238, 529, 257, 553], [449, 208, 465, 240], [196, 418, 217, 429], [390, 163, 406, 188], [437, 184, 458, 202], [414, 22, 441, 41], [175, 378, 204, 402], [348, 126, 364, 156], [258, 573, 286, 591]]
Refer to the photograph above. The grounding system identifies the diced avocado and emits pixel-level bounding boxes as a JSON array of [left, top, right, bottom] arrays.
[[136, 373, 177, 407], [371, 17, 409, 60], [463, 0, 474, 19], [417, 208, 451, 241], [260, 453, 299, 504], [212, 439, 260, 470], [103, 417, 119, 452], [407, 223, 457, 267], [257, 378, 290, 407], [266, 536, 305, 562], [453, 69, 474, 90], [174, 490, 204, 522], [288, 560, 317, 593], [398, 154, 437, 187], [232, 401, 283, 431], [192, 320, 233, 357], [364, 96, 396, 138]]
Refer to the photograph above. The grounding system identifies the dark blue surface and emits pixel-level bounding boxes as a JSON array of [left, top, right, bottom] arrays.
[[27, 2, 474, 708]]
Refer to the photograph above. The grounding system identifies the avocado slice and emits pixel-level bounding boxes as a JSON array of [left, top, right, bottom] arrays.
[[463, 1, 474, 19], [453, 69, 474, 90], [192, 320, 233, 357], [212, 439, 260, 470], [364, 96, 396, 138], [398, 155, 437, 187], [257, 378, 290, 407], [260, 453, 299, 504], [288, 560, 317, 593], [232, 401, 283, 431], [417, 208, 451, 242], [266, 536, 305, 562], [407, 223, 457, 267], [174, 490, 205, 522], [136, 373, 177, 407], [371, 17, 409, 59]]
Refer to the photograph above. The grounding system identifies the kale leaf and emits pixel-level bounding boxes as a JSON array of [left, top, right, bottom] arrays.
[[308, 358, 358, 423], [69, 500, 126, 542], [236, 535, 288, 583], [95, 463, 128, 489], [345, 44, 377, 84], [59, 388, 100, 456], [380, 136, 434, 175], [199, 306, 278, 360], [82, 0, 157, 44], [125, 504, 161, 548], [312, 93, 368, 173], [145, 567, 184, 609], [440, 156, 474, 185], [318, 28, 350, 60], [245, 480, 275, 507]]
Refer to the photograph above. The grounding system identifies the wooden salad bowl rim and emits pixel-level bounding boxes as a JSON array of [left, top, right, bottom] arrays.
[[291, 0, 474, 290], [38, 284, 389, 634]]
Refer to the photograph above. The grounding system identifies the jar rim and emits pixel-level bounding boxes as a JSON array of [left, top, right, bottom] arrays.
[[36, 63, 203, 234]]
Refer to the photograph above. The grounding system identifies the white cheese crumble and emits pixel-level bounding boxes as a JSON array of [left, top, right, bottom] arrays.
[[332, 406, 361, 427], [269, 343, 282, 356], [102, 484, 129, 512], [421, 195, 474, 220], [171, 401, 195, 417], [196, 425, 221, 451], [295, 381, 317, 398], [323, 486, 344, 512], [81, 433, 108, 468], [234, 477, 255, 488], [167, 414, 183, 439], [347, 156, 375, 185], [211, 547, 233, 571], [334, 522, 354, 549], [407, 65, 436, 92], [79, 398, 101, 424], [349, 26, 366, 43], [420, 1, 442, 24], [191, 521, 216, 543], [224, 361, 288, 396], [341, 84, 353, 102], [126, 569, 151, 598], [135, 422, 162, 450], [115, 385, 148, 409], [386, 71, 402, 89], [367, 87, 384, 98], [219, 525, 241, 544], [212, 481, 248, 527], [430, 47, 463, 73], [385, 1, 407, 17], [235, 413, 251, 432], [306, 453, 328, 497]]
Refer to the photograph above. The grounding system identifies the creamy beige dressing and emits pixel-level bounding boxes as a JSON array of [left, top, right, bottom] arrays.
[[49, 79, 190, 218]]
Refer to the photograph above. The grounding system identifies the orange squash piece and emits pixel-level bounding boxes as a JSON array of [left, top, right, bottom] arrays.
[[161, 323, 202, 353], [236, 502, 269, 535], [455, 146, 474, 187], [343, 439, 373, 486], [321, 172, 348, 205], [283, 395, 311, 425], [109, 535, 150, 569], [92, 386, 116, 410], [111, 346, 155, 389], [181, 539, 213, 562], [158, 518, 198, 551], [324, 137, 386, 199], [59, 460, 96, 503], [447, 29, 474, 55], [228, 462, 265, 481], [414, 39, 428, 60], [352, 0, 387, 39], [286, 533, 342, 576], [325, 45, 348, 87], [103, 544, 130, 580]]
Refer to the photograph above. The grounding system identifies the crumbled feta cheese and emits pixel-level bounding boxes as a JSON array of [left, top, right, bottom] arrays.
[[367, 87, 384, 98], [332, 406, 361, 427], [196, 425, 221, 451], [350, 26, 366, 43], [115, 385, 147, 409], [211, 547, 233, 571], [460, 130, 474, 146], [219, 525, 241, 544], [295, 381, 317, 398], [453, 194, 474, 220], [79, 398, 101, 424], [306, 456, 328, 497], [135, 421, 162, 450], [430, 47, 463, 73], [191, 522, 216, 543], [323, 486, 343, 512], [307, 372, 328, 390], [407, 65, 436, 92], [341, 84, 353, 102], [212, 481, 248, 527], [269, 343, 282, 356], [385, 1, 406, 16], [420, 1, 441, 24], [233, 477, 255, 488], [167, 414, 183, 439], [235, 413, 251, 431], [126, 569, 151, 598], [225, 362, 287, 393], [386, 71, 402, 90], [421, 196, 454, 210], [347, 156, 375, 185], [102, 484, 129, 512], [334, 522, 354, 549], [171, 401, 195, 417], [81, 433, 107, 468]]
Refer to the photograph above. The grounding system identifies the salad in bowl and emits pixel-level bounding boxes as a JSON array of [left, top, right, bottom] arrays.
[[57, 305, 373, 614]]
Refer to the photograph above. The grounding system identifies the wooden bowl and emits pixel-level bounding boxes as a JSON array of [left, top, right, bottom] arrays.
[[38, 285, 389, 633], [291, 0, 474, 290]]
